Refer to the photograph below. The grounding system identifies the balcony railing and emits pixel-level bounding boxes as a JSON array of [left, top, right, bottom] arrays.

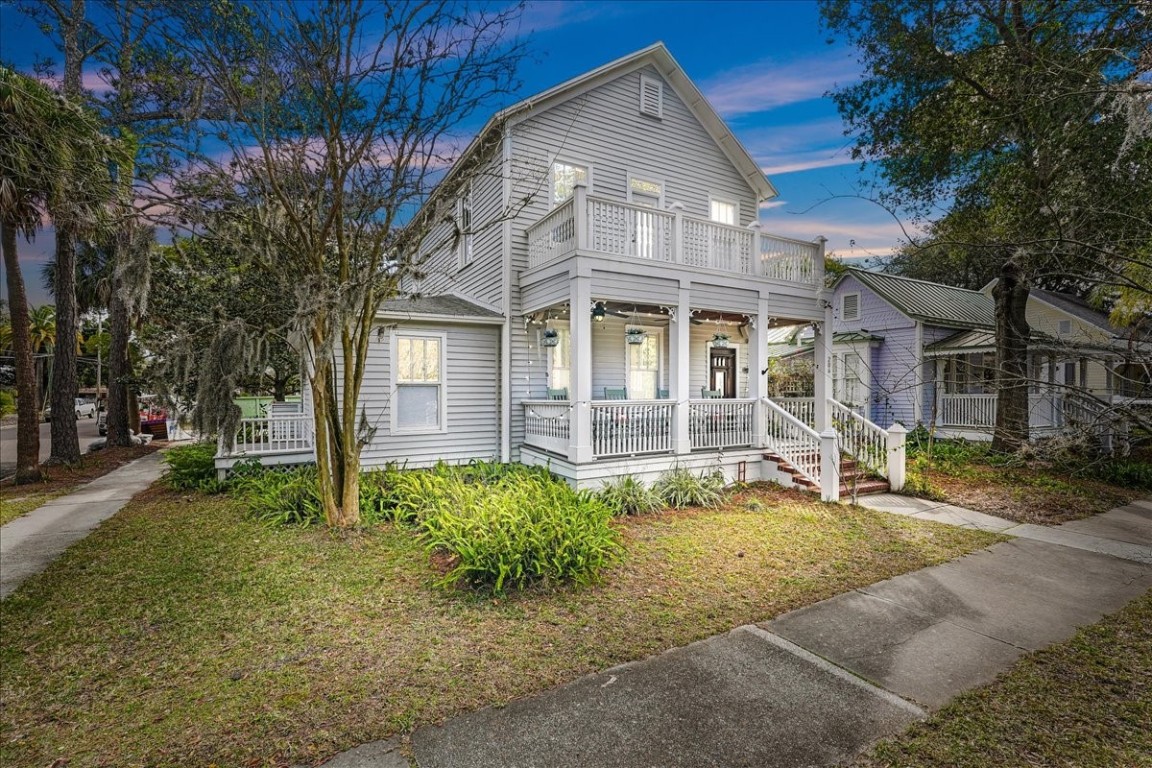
[[526, 190, 821, 285]]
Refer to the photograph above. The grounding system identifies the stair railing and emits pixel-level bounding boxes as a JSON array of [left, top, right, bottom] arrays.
[[829, 399, 889, 478], [761, 397, 825, 492]]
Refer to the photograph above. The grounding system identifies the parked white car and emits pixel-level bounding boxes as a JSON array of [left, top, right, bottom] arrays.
[[45, 398, 96, 421]]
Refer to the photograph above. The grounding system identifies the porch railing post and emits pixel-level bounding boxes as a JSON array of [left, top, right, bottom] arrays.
[[569, 270, 593, 463], [813, 290, 834, 434], [886, 422, 907, 492], [671, 284, 691, 454], [819, 427, 840, 503], [670, 201, 684, 265], [573, 181, 588, 252], [749, 296, 769, 447]]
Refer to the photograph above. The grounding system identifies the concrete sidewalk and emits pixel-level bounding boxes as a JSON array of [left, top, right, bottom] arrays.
[[317, 497, 1152, 768], [0, 451, 166, 599]]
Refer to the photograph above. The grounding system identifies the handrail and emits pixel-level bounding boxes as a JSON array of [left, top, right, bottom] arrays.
[[761, 397, 822, 487], [830, 399, 888, 477]]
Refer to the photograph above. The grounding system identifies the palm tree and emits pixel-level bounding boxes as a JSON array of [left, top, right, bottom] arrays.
[[0, 66, 127, 481]]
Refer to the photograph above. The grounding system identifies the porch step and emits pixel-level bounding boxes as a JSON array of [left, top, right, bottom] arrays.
[[762, 453, 890, 498]]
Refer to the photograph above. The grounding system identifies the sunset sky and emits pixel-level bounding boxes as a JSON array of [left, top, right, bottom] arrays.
[[0, 0, 915, 307]]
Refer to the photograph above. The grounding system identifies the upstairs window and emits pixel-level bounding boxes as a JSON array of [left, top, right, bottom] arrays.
[[458, 183, 474, 269], [394, 334, 445, 432], [552, 161, 587, 206], [639, 75, 663, 119], [710, 198, 737, 225], [841, 292, 861, 322]]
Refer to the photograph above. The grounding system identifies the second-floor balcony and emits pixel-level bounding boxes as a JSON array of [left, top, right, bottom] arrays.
[[526, 185, 822, 286]]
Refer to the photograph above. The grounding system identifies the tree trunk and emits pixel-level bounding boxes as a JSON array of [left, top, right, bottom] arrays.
[[2, 220, 44, 483], [47, 0, 87, 465], [992, 260, 1031, 452], [106, 290, 133, 446]]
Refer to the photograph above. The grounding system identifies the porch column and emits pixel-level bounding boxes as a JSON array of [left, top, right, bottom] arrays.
[[568, 270, 593, 463], [1046, 353, 1058, 428], [749, 296, 770, 447], [670, 284, 692, 454], [813, 291, 834, 433]]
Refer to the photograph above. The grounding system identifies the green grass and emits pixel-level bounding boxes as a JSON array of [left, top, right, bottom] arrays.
[[0, 484, 1000, 768], [0, 491, 66, 526], [859, 590, 1152, 767]]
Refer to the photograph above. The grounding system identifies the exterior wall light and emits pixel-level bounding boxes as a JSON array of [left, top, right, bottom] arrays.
[[591, 302, 606, 322]]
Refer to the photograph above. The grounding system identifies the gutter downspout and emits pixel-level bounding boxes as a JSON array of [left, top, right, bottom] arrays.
[[500, 130, 512, 462]]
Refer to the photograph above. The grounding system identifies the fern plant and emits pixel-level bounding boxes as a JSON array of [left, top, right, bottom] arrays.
[[653, 467, 725, 508], [598, 475, 664, 516]]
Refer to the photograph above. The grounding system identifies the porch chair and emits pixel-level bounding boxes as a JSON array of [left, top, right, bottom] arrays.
[[548, 387, 569, 400], [701, 388, 721, 398], [657, 388, 669, 399], [604, 387, 628, 400]]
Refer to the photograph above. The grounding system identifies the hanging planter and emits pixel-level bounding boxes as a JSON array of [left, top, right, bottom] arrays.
[[541, 328, 560, 348], [625, 327, 647, 345], [711, 332, 730, 348]]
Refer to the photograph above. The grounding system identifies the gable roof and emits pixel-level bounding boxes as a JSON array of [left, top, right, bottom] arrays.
[[1027, 289, 1122, 336], [438, 43, 776, 206], [836, 269, 995, 330]]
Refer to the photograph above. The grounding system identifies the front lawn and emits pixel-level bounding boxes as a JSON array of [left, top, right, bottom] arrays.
[[0, 483, 999, 768], [859, 589, 1152, 768]]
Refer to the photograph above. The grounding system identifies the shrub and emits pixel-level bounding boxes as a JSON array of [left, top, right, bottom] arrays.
[[598, 475, 664, 516], [232, 465, 324, 527], [653, 467, 725, 508], [162, 442, 223, 492], [0, 389, 15, 417], [1085, 459, 1152, 491], [899, 456, 947, 501], [419, 473, 621, 594]]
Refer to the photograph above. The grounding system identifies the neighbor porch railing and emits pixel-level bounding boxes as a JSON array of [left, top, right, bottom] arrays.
[[218, 414, 314, 457], [525, 187, 820, 285]]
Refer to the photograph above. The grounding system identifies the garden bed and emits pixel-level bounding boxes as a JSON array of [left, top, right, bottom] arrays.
[[0, 482, 999, 768]]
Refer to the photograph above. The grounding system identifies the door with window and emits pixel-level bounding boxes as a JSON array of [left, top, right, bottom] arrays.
[[709, 347, 737, 398], [629, 178, 663, 259], [709, 198, 739, 269]]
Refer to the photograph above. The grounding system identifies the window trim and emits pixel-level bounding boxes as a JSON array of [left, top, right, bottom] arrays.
[[390, 330, 448, 435], [457, 182, 474, 271], [627, 175, 665, 207], [550, 159, 591, 209], [625, 326, 665, 399], [708, 196, 739, 226], [639, 74, 664, 119], [841, 291, 861, 322]]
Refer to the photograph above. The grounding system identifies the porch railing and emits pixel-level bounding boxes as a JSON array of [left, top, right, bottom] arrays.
[[590, 400, 674, 458], [771, 396, 815, 427], [219, 414, 314, 457], [938, 393, 998, 427], [523, 400, 571, 455], [830, 399, 888, 477], [525, 191, 820, 285], [689, 398, 755, 449], [761, 397, 824, 490]]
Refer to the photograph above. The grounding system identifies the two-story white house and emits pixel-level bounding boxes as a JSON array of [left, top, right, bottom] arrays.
[[218, 44, 909, 501]]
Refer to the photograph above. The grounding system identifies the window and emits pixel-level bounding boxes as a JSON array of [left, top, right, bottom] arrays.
[[832, 348, 867, 406], [627, 330, 663, 399], [639, 74, 663, 119], [458, 184, 474, 269], [552, 161, 587, 206], [393, 334, 445, 432], [549, 324, 570, 392], [710, 198, 737, 226], [1058, 320, 1071, 335], [841, 292, 861, 322]]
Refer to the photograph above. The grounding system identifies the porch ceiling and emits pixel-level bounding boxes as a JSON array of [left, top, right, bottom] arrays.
[[526, 300, 811, 328]]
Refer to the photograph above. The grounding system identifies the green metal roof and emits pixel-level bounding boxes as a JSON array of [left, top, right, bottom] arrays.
[[839, 269, 995, 330]]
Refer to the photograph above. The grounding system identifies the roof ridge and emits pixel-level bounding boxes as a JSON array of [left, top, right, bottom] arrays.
[[848, 267, 986, 295]]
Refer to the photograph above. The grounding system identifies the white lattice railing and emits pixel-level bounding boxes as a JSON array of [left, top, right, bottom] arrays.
[[220, 414, 314, 457], [682, 218, 756, 273], [590, 400, 673, 458], [522, 400, 571, 455], [760, 234, 820, 285], [762, 397, 823, 488], [526, 197, 576, 269], [587, 197, 675, 262], [830, 399, 888, 477], [938, 393, 997, 427], [689, 398, 755, 449], [771, 397, 816, 427]]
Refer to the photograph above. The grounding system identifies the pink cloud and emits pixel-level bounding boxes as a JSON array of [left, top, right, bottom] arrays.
[[702, 52, 860, 117]]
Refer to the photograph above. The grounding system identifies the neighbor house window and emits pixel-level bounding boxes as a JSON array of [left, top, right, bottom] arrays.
[[841, 292, 861, 322], [832, 346, 869, 406], [458, 183, 474, 269], [393, 333, 446, 432], [552, 161, 587, 206], [627, 330, 663, 399], [710, 198, 737, 225], [549, 324, 570, 392]]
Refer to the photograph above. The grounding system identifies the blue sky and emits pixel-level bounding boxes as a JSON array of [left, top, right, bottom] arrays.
[[1, 0, 913, 308]]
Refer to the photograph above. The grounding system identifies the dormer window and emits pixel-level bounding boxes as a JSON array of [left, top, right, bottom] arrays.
[[639, 75, 663, 119]]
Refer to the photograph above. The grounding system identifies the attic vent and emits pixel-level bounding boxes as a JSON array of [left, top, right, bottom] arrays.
[[1058, 320, 1071, 335], [842, 292, 861, 321], [639, 75, 663, 119]]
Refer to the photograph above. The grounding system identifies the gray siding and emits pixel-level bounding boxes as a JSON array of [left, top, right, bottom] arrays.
[[691, 283, 758, 314], [594, 270, 679, 305], [355, 321, 501, 468], [522, 273, 570, 314]]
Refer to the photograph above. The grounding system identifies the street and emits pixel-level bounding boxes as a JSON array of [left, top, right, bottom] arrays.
[[0, 416, 104, 478]]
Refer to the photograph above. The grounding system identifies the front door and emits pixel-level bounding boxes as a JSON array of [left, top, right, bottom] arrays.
[[709, 347, 737, 398]]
